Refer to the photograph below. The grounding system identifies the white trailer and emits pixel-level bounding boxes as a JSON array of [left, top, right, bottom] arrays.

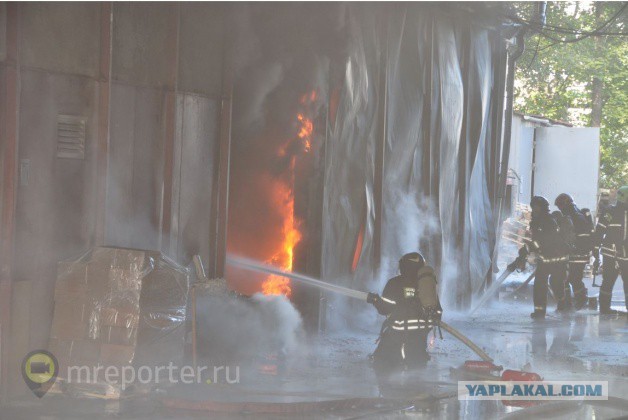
[[508, 114, 600, 216], [533, 126, 600, 216]]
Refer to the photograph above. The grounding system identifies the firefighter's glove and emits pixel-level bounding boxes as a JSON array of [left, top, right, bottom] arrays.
[[425, 307, 442, 322], [507, 256, 525, 272], [518, 246, 529, 259], [367, 292, 380, 305]]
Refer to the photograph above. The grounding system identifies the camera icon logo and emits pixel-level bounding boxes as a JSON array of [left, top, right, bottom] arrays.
[[21, 350, 58, 397]]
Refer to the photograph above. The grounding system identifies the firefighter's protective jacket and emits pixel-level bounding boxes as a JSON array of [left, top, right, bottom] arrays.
[[374, 266, 442, 331], [563, 205, 595, 263], [523, 212, 570, 263], [596, 204, 628, 261]]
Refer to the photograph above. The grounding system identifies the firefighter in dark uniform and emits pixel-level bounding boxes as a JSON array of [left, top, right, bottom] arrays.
[[367, 252, 442, 375], [595, 185, 628, 315], [514, 196, 570, 319], [555, 193, 594, 310]]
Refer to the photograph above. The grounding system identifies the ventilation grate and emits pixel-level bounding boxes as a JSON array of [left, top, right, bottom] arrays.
[[56, 115, 86, 159]]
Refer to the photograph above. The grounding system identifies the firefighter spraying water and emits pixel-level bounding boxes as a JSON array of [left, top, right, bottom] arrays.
[[227, 255, 493, 365], [367, 252, 442, 374]]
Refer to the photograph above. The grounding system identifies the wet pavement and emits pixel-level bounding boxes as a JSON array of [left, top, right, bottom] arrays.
[[2, 278, 627, 419]]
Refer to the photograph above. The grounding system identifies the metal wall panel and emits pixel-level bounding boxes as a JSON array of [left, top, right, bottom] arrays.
[[106, 83, 165, 251], [19, 3, 100, 77], [178, 4, 225, 97], [0, 4, 6, 62], [534, 127, 600, 215], [513, 124, 534, 204], [14, 69, 98, 349], [171, 93, 220, 266], [112, 3, 177, 88]]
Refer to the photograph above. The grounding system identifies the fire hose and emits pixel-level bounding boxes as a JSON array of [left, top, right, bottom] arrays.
[[227, 255, 493, 362]]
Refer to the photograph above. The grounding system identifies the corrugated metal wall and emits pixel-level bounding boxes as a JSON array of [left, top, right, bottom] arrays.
[[0, 3, 226, 396]]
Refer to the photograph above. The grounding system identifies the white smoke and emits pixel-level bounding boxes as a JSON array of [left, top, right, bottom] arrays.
[[196, 291, 304, 365], [234, 61, 286, 137], [250, 293, 304, 354], [230, 3, 347, 142], [382, 191, 439, 267], [377, 190, 440, 290]]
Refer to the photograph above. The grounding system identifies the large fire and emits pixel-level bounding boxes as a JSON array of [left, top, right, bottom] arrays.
[[261, 91, 316, 297], [261, 180, 301, 297]]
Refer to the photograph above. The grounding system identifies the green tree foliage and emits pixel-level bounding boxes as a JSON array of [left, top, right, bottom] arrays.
[[513, 2, 627, 189]]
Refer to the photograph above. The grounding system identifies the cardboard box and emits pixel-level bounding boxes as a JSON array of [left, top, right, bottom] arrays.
[[100, 326, 137, 346], [85, 265, 143, 297], [72, 339, 102, 364], [49, 298, 93, 340], [108, 268, 143, 292], [48, 337, 73, 358], [92, 247, 149, 271], [49, 338, 101, 365], [85, 262, 114, 298], [100, 307, 139, 329], [55, 262, 88, 300], [100, 343, 135, 365], [49, 246, 188, 385]]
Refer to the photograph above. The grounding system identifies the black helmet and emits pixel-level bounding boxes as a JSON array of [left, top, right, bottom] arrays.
[[399, 252, 425, 277], [551, 210, 563, 219], [530, 196, 550, 213], [554, 193, 573, 210]]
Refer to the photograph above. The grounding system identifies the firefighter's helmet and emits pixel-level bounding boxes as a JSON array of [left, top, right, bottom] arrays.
[[554, 193, 574, 210], [399, 252, 425, 276], [531, 196, 550, 213]]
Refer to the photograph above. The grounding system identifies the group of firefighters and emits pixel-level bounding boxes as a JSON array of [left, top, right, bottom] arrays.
[[365, 185, 628, 375], [512, 186, 628, 319]]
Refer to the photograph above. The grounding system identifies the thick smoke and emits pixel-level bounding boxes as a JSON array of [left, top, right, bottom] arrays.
[[197, 291, 304, 364], [226, 3, 348, 295], [230, 3, 347, 142]]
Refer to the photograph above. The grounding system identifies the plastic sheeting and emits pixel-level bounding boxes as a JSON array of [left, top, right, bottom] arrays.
[[48, 247, 188, 386], [322, 5, 505, 308]]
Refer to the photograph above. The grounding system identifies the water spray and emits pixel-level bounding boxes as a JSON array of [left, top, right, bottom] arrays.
[[228, 255, 368, 300], [227, 255, 494, 362]]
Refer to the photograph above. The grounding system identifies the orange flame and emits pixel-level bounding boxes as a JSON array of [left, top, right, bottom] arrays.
[[351, 220, 365, 272], [299, 90, 317, 105], [298, 90, 316, 152], [261, 90, 316, 297], [262, 163, 301, 297], [297, 113, 314, 152]]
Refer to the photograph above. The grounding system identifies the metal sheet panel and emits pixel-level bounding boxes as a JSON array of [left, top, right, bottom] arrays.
[[112, 3, 177, 88], [14, 69, 98, 354], [106, 83, 165, 250], [178, 3, 225, 97], [509, 118, 534, 205], [19, 3, 100, 77], [0, 4, 6, 61], [171, 93, 220, 266], [533, 126, 600, 215]]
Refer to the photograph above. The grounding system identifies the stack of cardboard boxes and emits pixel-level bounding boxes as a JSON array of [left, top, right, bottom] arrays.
[[48, 247, 185, 387]]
